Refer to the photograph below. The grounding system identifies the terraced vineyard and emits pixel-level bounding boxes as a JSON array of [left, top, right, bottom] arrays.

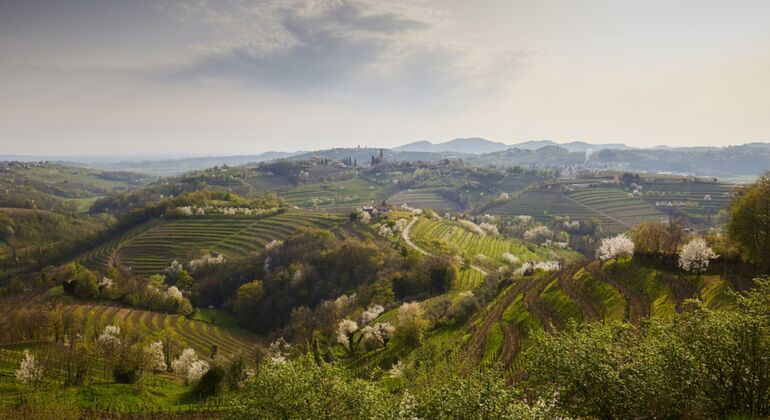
[[78, 211, 345, 276], [487, 186, 667, 232], [408, 218, 580, 269], [279, 177, 382, 211], [567, 188, 668, 226], [468, 260, 736, 372], [497, 173, 545, 193], [388, 188, 461, 211], [640, 180, 735, 216], [65, 304, 260, 360]]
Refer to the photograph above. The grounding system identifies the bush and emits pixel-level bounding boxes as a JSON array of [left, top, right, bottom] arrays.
[[195, 366, 225, 398], [112, 365, 142, 384], [232, 357, 392, 418]]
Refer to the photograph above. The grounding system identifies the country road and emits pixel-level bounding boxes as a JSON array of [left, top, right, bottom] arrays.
[[402, 217, 488, 276]]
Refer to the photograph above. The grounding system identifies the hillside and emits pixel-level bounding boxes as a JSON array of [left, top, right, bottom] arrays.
[[77, 211, 345, 276], [486, 185, 668, 232]]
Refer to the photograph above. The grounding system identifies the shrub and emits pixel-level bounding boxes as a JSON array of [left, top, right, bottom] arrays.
[[195, 366, 225, 398]]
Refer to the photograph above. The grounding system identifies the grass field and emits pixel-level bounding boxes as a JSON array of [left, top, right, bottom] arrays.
[[8, 166, 141, 192], [77, 211, 345, 276]]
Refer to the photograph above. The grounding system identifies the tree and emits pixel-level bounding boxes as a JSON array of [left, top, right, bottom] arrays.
[[337, 319, 359, 354], [144, 341, 167, 373], [394, 302, 429, 348], [235, 280, 265, 327], [172, 348, 209, 385], [633, 219, 686, 256], [678, 238, 718, 275], [728, 172, 770, 270], [597, 233, 634, 261], [195, 366, 225, 397], [15, 350, 44, 385], [362, 322, 395, 349], [0, 213, 17, 266]]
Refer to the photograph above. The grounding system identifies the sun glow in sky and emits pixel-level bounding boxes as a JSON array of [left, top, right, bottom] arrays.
[[1, 0, 769, 155]]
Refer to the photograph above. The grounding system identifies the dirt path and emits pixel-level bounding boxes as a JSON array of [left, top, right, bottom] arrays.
[[402, 217, 488, 275]]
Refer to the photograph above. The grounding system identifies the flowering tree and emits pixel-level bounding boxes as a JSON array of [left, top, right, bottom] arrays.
[[502, 252, 519, 265], [360, 305, 384, 324], [394, 302, 429, 347], [678, 238, 718, 275], [337, 304, 384, 354], [597, 234, 635, 261], [97, 325, 121, 352], [362, 323, 396, 349], [268, 337, 291, 364], [172, 348, 209, 385], [145, 341, 167, 372], [357, 210, 372, 224], [479, 222, 499, 235], [15, 350, 44, 385], [459, 220, 485, 236], [336, 319, 360, 354], [524, 226, 553, 242]]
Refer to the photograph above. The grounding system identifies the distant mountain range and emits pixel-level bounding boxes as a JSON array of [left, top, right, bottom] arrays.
[[394, 138, 634, 154]]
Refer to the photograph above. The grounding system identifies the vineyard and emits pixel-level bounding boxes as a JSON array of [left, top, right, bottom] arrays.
[[65, 304, 259, 359], [487, 186, 667, 232], [407, 217, 581, 269], [467, 260, 736, 372], [279, 177, 382, 211], [389, 189, 461, 211], [77, 211, 345, 276], [566, 188, 668, 226], [640, 180, 735, 219]]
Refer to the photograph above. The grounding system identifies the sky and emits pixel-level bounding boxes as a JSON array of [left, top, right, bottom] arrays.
[[1, 0, 769, 156]]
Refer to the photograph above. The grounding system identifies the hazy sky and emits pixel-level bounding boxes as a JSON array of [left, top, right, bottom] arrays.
[[2, 0, 770, 155]]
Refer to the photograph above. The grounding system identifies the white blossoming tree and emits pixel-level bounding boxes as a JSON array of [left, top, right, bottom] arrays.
[[336, 319, 360, 354], [145, 341, 167, 373], [268, 337, 291, 364], [597, 234, 635, 261], [97, 325, 121, 352], [362, 322, 396, 349], [15, 350, 44, 385], [524, 225, 553, 242], [678, 237, 718, 276], [337, 305, 384, 354], [171, 348, 209, 385]]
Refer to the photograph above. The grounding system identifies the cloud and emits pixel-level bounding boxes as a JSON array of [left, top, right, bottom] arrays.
[[160, 0, 528, 96]]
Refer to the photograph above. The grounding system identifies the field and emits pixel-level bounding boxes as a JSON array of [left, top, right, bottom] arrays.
[[388, 188, 461, 211], [77, 211, 345, 276], [8, 165, 141, 192], [487, 186, 667, 232], [279, 177, 383, 211]]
